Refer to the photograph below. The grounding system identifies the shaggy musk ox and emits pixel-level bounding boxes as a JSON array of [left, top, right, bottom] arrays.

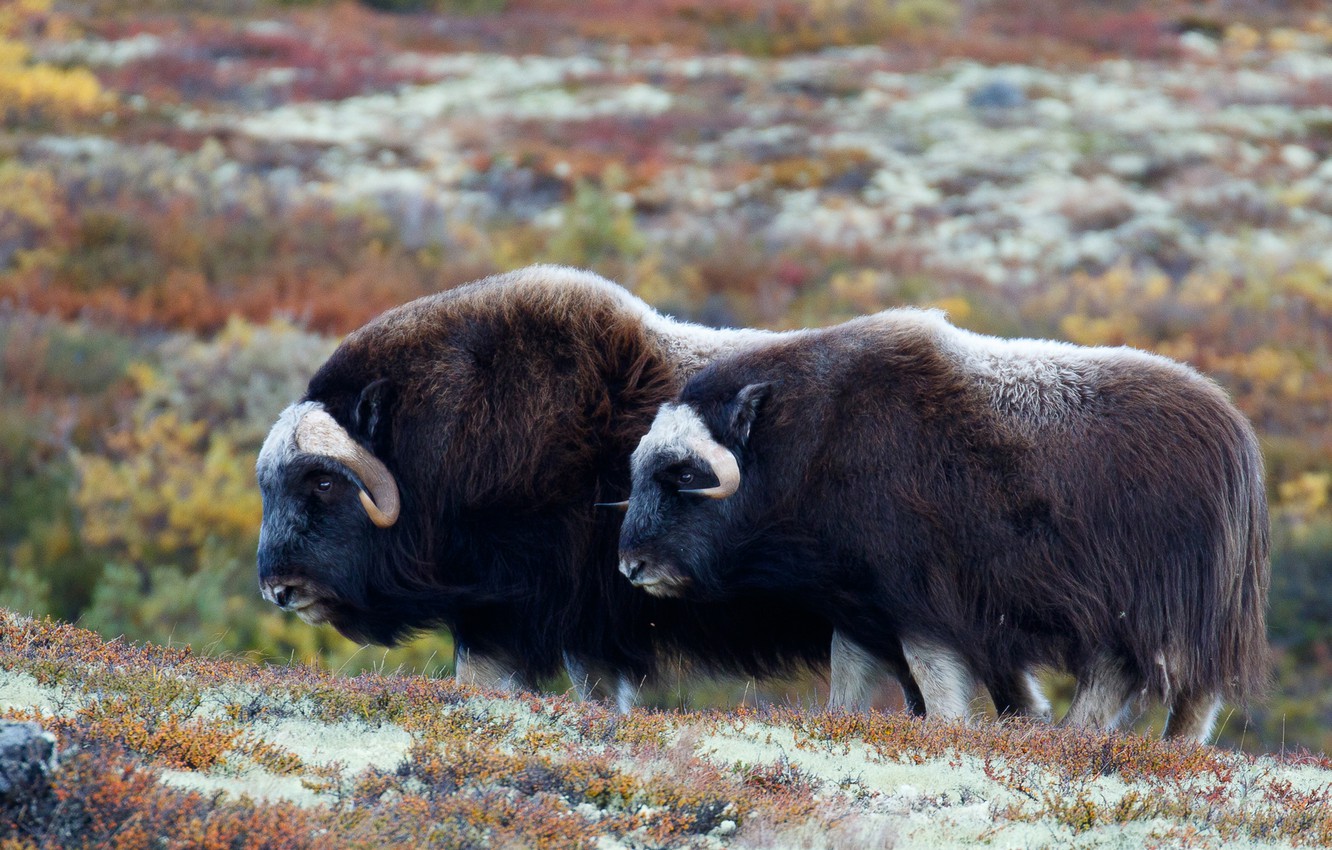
[[619, 308, 1270, 741], [256, 265, 951, 708]]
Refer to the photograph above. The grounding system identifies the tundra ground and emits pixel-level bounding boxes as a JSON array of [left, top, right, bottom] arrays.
[[0, 614, 1328, 849]]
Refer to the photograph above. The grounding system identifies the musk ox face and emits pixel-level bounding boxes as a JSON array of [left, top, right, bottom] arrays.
[[618, 383, 767, 598], [255, 382, 401, 641]]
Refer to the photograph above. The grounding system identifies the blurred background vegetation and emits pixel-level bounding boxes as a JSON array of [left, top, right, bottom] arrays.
[[2, 0, 1332, 753]]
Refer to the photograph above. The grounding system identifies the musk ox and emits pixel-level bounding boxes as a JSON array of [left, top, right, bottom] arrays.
[[257, 265, 1000, 712], [618, 308, 1270, 741]]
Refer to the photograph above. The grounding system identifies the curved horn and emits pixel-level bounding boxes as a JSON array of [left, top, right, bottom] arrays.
[[294, 408, 400, 528], [681, 440, 740, 499]]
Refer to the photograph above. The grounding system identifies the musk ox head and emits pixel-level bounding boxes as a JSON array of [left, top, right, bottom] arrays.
[[617, 382, 768, 598], [255, 380, 403, 640]]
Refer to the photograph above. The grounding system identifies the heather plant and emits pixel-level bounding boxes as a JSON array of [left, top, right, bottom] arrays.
[[0, 142, 484, 334], [2, 0, 1332, 757], [0, 311, 136, 399], [3, 614, 1331, 849], [709, 0, 959, 56], [90, 13, 432, 107]]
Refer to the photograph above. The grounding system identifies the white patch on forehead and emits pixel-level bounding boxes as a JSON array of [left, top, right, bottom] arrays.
[[631, 403, 717, 475], [256, 400, 324, 483]]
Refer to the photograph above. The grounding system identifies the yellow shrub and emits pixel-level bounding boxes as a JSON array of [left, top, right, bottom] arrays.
[[75, 412, 261, 564], [0, 0, 108, 125], [0, 161, 57, 270], [1277, 471, 1332, 538]]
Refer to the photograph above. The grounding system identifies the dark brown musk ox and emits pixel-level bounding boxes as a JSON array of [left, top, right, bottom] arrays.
[[256, 265, 987, 711], [618, 308, 1270, 741]]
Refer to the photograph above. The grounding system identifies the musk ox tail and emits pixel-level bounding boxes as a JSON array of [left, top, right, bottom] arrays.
[[1157, 404, 1271, 709], [1215, 415, 1271, 705], [1120, 383, 1271, 711]]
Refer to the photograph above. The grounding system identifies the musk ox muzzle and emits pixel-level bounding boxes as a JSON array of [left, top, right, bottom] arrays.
[[618, 554, 692, 597], [258, 578, 327, 623]]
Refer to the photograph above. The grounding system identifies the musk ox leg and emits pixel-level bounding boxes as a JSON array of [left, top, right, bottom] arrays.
[[988, 670, 1053, 722], [829, 630, 883, 711], [901, 638, 976, 722], [564, 653, 639, 714], [455, 645, 527, 693], [614, 678, 640, 714], [564, 653, 598, 702], [829, 631, 925, 715], [1062, 654, 1137, 731], [1163, 691, 1221, 743]]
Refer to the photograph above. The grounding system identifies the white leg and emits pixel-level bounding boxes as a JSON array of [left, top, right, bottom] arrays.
[[829, 630, 888, 711], [563, 652, 597, 702], [455, 644, 524, 692], [989, 669, 1053, 722], [615, 677, 638, 714], [1063, 653, 1137, 730], [901, 638, 976, 722], [1164, 691, 1221, 743], [563, 652, 638, 714], [1020, 671, 1053, 722]]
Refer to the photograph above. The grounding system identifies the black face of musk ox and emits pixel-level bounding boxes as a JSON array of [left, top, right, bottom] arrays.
[[619, 309, 1270, 742], [256, 265, 858, 703]]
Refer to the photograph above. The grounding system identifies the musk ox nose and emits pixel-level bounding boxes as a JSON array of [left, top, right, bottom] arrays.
[[261, 583, 292, 609], [619, 558, 644, 582]]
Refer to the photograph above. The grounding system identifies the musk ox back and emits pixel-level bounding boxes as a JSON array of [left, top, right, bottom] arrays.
[[619, 309, 1270, 741], [255, 265, 850, 701]]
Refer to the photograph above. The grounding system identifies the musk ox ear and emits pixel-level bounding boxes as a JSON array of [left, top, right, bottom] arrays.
[[724, 383, 769, 447], [352, 379, 393, 451]]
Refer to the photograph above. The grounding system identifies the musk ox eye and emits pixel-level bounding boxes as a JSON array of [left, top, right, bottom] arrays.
[[658, 464, 715, 492], [306, 472, 336, 496]]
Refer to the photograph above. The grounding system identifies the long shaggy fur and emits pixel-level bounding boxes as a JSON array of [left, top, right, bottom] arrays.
[[623, 309, 1270, 716], [261, 265, 832, 685]]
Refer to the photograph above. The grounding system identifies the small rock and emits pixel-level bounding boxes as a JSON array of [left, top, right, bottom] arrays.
[[967, 79, 1027, 111], [1179, 31, 1220, 58], [0, 722, 58, 799], [1281, 144, 1316, 173]]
